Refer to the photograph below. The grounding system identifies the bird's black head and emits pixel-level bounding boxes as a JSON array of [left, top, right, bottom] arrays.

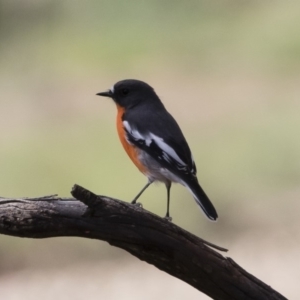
[[97, 79, 161, 109]]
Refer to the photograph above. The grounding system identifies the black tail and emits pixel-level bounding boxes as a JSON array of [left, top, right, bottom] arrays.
[[184, 179, 218, 221]]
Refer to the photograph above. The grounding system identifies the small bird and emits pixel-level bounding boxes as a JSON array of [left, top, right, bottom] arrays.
[[97, 79, 218, 221]]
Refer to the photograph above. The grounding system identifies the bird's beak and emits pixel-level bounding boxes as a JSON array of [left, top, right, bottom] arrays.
[[96, 90, 112, 98]]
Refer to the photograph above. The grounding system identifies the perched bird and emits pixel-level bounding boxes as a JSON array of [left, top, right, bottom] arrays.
[[97, 79, 217, 221]]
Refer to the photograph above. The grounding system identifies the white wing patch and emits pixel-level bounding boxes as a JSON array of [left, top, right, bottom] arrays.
[[149, 133, 186, 166], [122, 121, 187, 168], [123, 120, 151, 144]]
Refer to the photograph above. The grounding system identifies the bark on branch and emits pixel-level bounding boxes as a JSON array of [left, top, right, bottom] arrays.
[[0, 184, 286, 300]]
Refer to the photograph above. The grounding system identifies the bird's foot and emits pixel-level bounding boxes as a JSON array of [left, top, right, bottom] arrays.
[[164, 215, 172, 222], [131, 200, 143, 208]]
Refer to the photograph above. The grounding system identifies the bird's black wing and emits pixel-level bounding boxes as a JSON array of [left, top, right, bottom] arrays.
[[122, 108, 196, 179], [122, 108, 218, 221]]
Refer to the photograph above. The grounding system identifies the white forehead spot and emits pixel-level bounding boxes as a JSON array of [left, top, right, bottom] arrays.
[[110, 85, 115, 93]]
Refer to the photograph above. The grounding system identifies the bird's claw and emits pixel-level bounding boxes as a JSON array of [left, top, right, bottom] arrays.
[[131, 201, 143, 208], [164, 215, 172, 222]]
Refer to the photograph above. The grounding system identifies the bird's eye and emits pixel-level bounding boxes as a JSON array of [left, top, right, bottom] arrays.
[[121, 88, 129, 95]]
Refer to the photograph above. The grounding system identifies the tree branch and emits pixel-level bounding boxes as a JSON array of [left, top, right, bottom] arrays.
[[0, 184, 286, 300]]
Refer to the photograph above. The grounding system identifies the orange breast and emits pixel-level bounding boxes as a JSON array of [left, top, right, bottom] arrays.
[[116, 105, 148, 174]]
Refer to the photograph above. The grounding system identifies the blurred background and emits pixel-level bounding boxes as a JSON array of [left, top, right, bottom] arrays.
[[0, 1, 299, 299]]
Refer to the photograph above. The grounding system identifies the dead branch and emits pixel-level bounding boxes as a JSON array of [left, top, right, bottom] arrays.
[[0, 184, 286, 300]]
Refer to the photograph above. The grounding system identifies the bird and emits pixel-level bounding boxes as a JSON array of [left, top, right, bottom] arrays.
[[97, 79, 218, 221]]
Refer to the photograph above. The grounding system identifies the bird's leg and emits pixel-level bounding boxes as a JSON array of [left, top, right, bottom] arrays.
[[131, 179, 153, 206], [164, 182, 172, 221]]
